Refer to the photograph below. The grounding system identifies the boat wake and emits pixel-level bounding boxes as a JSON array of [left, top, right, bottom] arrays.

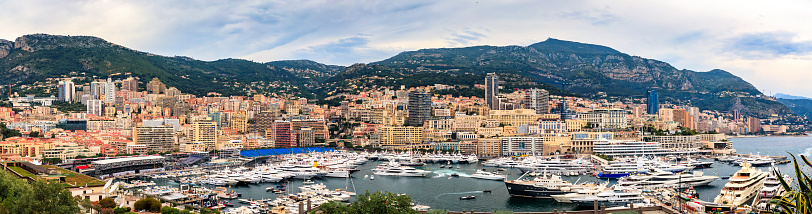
[[431, 170, 467, 178], [434, 191, 484, 200], [802, 147, 812, 157]]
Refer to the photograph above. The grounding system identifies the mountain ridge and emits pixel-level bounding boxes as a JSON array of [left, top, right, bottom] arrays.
[[0, 34, 796, 118], [370, 38, 786, 117]]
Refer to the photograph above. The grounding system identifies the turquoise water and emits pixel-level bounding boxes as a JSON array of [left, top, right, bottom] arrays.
[[143, 135, 812, 212]]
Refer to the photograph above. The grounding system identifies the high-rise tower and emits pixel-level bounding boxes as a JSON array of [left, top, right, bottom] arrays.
[[646, 90, 659, 115], [485, 73, 499, 110]]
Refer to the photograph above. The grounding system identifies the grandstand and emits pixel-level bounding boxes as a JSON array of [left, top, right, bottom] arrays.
[[239, 147, 335, 158]]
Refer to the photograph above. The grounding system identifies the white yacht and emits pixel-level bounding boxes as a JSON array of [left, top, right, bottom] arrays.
[[570, 190, 645, 207], [467, 169, 506, 181], [324, 169, 350, 178], [373, 166, 430, 177], [616, 169, 718, 189], [752, 170, 792, 211], [551, 186, 609, 203], [516, 157, 594, 175], [714, 162, 768, 206]]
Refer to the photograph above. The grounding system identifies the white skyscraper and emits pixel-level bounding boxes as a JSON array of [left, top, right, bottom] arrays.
[[87, 99, 104, 116], [58, 80, 75, 103], [524, 88, 549, 114], [90, 81, 106, 100], [104, 78, 116, 103]]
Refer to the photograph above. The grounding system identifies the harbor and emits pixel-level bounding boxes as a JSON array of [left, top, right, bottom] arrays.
[[106, 135, 812, 213]]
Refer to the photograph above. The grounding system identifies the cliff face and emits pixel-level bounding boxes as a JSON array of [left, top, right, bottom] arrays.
[[12, 34, 109, 52], [0, 39, 13, 58]]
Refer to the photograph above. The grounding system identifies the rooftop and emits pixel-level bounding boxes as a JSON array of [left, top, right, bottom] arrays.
[[91, 156, 165, 165]]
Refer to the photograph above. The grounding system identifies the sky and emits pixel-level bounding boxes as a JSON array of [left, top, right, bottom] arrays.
[[1, 0, 812, 97]]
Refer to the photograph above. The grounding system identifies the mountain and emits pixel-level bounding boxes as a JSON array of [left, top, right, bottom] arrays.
[[775, 93, 812, 100], [0, 34, 797, 119], [0, 34, 342, 97], [370, 38, 790, 117]]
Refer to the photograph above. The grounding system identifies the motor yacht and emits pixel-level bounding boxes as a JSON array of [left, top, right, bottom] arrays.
[[570, 190, 645, 207], [616, 169, 718, 189], [373, 166, 430, 177], [467, 169, 506, 181], [713, 161, 768, 206], [505, 173, 607, 198], [752, 169, 792, 211], [551, 186, 609, 203]]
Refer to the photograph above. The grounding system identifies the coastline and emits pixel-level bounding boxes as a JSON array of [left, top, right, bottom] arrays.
[[727, 133, 811, 138]]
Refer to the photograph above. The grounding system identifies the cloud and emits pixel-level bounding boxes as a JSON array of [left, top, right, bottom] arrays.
[[446, 29, 489, 47], [724, 31, 812, 59], [2, 0, 812, 97], [558, 7, 621, 26], [291, 36, 397, 65]]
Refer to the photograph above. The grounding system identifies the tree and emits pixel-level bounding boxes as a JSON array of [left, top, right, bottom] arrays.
[[13, 178, 81, 214], [29, 131, 40, 138], [113, 207, 131, 214], [161, 206, 180, 214], [80, 199, 93, 213], [316, 190, 418, 214], [328, 142, 337, 147], [133, 197, 161, 212], [0, 170, 33, 213], [43, 157, 63, 165], [98, 197, 117, 210], [343, 141, 354, 148]]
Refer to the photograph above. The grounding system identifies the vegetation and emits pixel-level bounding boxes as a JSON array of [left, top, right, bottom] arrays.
[[133, 197, 161, 212], [316, 190, 419, 214], [0, 123, 21, 140], [51, 101, 87, 113], [771, 154, 812, 213], [0, 170, 80, 213], [592, 153, 613, 161], [41, 165, 106, 186], [95, 197, 117, 213]]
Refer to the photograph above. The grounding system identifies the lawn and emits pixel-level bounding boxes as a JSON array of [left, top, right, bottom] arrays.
[[9, 166, 35, 178], [41, 165, 106, 186]]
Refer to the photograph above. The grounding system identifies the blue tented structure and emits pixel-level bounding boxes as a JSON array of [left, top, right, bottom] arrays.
[[239, 147, 334, 158]]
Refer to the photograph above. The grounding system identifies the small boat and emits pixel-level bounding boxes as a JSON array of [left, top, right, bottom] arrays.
[[303, 180, 315, 184], [460, 196, 476, 200], [273, 189, 285, 194], [456, 166, 460, 169], [483, 190, 492, 193], [266, 186, 274, 191], [497, 168, 507, 171], [370, 175, 374, 180], [451, 173, 459, 177], [722, 176, 730, 179], [223, 202, 233, 207]]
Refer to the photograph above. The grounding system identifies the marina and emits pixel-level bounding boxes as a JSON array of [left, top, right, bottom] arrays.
[[111, 135, 811, 213]]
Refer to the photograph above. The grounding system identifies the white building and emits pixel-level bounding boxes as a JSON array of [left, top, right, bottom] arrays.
[[58, 80, 75, 103], [87, 99, 104, 116], [501, 136, 544, 156], [104, 78, 116, 103], [577, 108, 628, 129]]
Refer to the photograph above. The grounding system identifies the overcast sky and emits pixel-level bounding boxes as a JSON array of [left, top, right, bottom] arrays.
[[1, 0, 811, 97]]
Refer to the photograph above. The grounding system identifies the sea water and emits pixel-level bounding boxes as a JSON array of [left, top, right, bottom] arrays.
[[142, 134, 812, 212]]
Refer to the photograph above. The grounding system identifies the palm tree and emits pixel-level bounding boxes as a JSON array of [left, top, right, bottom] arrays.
[[770, 154, 812, 214]]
